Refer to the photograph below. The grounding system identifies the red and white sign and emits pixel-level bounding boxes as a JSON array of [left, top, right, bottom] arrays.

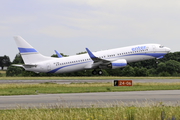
[[114, 80, 133, 86]]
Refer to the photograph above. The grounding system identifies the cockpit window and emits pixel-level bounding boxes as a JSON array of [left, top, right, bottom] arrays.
[[159, 45, 164, 48]]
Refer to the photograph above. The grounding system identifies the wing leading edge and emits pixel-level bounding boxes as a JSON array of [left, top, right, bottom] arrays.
[[85, 48, 110, 64]]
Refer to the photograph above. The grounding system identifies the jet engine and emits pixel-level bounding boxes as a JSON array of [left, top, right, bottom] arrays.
[[99, 59, 127, 69]]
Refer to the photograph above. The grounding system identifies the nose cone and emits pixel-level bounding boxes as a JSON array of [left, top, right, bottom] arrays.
[[165, 47, 171, 53]]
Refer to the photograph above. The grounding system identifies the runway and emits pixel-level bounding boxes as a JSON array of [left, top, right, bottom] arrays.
[[0, 79, 180, 109], [0, 90, 180, 109], [0, 79, 180, 84]]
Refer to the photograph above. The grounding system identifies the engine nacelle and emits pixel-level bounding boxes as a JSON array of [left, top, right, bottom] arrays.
[[109, 59, 127, 69], [99, 59, 127, 69]]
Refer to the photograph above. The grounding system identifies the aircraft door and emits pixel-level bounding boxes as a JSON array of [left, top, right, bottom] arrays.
[[47, 63, 51, 71]]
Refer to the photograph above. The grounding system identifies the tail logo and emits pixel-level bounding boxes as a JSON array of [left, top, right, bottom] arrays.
[[18, 48, 37, 53]]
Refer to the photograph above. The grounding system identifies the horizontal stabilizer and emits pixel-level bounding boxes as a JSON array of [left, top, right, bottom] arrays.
[[12, 64, 24, 67], [12, 64, 37, 68]]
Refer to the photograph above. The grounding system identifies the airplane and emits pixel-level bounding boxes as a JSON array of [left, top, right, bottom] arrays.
[[13, 36, 171, 75]]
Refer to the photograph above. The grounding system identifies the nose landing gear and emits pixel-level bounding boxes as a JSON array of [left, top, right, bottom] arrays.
[[156, 58, 158, 64]]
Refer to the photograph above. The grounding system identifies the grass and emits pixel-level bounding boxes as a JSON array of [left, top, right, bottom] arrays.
[[1, 76, 180, 80], [0, 71, 6, 77], [0, 71, 6, 74], [0, 82, 180, 119], [0, 101, 180, 120], [0, 82, 180, 96]]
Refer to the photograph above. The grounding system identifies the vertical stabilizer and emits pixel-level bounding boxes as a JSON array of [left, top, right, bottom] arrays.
[[13, 36, 53, 64]]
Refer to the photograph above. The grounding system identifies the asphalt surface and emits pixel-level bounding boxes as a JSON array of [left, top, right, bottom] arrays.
[[0, 79, 180, 109], [0, 79, 180, 84], [0, 90, 180, 109]]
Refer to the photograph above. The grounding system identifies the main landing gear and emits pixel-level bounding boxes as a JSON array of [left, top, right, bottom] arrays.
[[92, 69, 103, 75]]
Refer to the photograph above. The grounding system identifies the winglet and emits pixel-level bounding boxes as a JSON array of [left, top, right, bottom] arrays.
[[85, 48, 96, 59], [54, 50, 62, 58]]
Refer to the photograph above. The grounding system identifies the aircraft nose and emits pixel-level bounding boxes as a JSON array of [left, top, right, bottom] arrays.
[[165, 47, 171, 53]]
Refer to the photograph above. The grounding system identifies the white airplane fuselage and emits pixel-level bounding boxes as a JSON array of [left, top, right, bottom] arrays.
[[13, 36, 170, 75], [20, 43, 170, 74]]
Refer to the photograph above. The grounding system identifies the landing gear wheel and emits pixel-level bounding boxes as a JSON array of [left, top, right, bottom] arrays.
[[98, 70, 103, 75], [156, 59, 158, 64], [92, 70, 97, 75]]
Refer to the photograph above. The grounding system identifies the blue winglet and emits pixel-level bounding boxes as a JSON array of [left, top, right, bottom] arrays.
[[54, 50, 62, 58], [85, 48, 96, 59]]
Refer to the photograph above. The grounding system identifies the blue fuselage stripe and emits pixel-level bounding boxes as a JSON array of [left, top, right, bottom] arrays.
[[47, 61, 90, 73], [18, 48, 37, 53], [122, 53, 166, 58]]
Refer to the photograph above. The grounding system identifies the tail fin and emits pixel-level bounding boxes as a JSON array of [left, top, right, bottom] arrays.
[[13, 36, 53, 64]]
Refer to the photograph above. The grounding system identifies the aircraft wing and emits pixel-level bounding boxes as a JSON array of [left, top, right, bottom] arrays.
[[85, 48, 127, 70], [86, 48, 110, 64]]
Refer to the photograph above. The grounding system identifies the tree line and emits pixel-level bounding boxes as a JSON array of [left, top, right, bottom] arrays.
[[5, 52, 180, 77], [0, 56, 11, 70]]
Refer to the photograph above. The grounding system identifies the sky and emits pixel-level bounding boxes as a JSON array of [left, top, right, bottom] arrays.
[[1, 0, 180, 61]]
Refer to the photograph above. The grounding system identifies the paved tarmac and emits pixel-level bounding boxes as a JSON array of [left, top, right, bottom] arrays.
[[0, 79, 180, 84], [0, 90, 180, 109], [0, 79, 180, 109]]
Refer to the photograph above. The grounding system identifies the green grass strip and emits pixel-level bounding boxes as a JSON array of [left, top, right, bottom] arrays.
[[0, 103, 180, 120], [0, 82, 180, 96]]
